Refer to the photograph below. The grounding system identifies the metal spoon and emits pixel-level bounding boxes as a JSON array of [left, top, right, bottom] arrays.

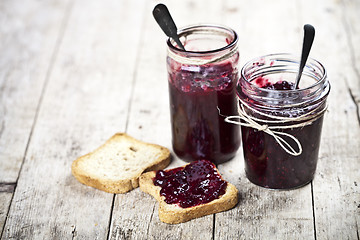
[[294, 24, 315, 89], [153, 3, 185, 51]]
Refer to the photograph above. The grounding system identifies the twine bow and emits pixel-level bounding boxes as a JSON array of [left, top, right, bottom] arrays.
[[219, 99, 327, 156]]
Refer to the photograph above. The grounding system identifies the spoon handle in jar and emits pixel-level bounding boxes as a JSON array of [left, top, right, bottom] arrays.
[[153, 4, 185, 51], [294, 24, 315, 89]]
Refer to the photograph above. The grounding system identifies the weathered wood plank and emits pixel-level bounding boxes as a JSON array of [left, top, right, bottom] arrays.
[[216, 0, 315, 239], [0, 192, 13, 233], [0, 0, 70, 186], [2, 0, 145, 238], [302, 0, 360, 238], [108, 0, 224, 239], [0, 0, 70, 235], [341, 0, 360, 122], [110, 189, 214, 240], [217, 157, 315, 239]]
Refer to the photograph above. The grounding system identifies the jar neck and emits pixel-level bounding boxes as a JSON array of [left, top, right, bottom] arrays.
[[167, 24, 238, 65], [238, 53, 330, 109]]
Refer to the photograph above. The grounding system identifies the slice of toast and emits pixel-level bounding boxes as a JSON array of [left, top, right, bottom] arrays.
[[139, 161, 239, 224], [71, 133, 171, 193]]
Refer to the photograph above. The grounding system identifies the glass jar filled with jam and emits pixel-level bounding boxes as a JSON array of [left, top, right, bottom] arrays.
[[236, 53, 330, 189], [167, 24, 241, 164]]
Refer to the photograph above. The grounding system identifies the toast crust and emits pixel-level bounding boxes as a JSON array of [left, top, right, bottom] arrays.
[[71, 133, 171, 193], [139, 165, 239, 224]]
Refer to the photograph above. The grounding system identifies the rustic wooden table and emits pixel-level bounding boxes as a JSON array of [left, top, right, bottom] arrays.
[[1, 0, 359, 239]]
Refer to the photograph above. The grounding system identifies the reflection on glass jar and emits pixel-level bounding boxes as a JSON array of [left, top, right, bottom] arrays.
[[236, 53, 330, 189], [167, 24, 241, 164]]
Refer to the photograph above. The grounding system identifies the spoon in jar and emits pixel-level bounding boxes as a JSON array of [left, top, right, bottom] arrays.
[[294, 24, 315, 89], [153, 3, 186, 51]]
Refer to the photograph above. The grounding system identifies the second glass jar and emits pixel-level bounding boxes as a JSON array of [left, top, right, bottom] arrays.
[[237, 53, 330, 189], [166, 24, 241, 164]]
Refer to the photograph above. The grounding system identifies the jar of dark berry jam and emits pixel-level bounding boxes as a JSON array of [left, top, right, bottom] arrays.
[[167, 24, 241, 164], [236, 53, 330, 189]]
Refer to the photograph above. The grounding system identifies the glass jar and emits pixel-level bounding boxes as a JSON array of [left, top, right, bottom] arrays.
[[236, 53, 330, 189], [167, 24, 241, 164]]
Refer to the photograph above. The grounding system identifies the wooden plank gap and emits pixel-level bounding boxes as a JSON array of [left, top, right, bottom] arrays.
[[212, 213, 216, 240], [348, 88, 360, 125], [311, 182, 317, 240], [71, 225, 77, 240], [355, 218, 360, 240], [106, 194, 116, 240], [145, 203, 156, 238], [0, 182, 17, 238]]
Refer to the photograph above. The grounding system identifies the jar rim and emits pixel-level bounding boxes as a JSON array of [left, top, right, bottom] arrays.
[[167, 24, 238, 55], [240, 53, 328, 93]]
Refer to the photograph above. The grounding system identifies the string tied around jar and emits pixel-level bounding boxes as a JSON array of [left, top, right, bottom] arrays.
[[218, 98, 328, 156]]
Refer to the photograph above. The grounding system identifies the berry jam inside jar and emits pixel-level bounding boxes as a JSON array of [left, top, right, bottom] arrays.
[[236, 54, 330, 189], [167, 25, 241, 164]]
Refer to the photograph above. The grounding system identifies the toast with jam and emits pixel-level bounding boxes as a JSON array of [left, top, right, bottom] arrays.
[[71, 133, 171, 193], [139, 160, 239, 224]]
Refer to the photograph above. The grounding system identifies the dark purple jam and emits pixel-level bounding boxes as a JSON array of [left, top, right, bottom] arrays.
[[168, 61, 241, 164], [254, 76, 296, 90], [240, 77, 324, 189], [153, 160, 227, 208]]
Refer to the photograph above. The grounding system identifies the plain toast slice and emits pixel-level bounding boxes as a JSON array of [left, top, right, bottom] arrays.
[[71, 133, 171, 193], [139, 161, 238, 224]]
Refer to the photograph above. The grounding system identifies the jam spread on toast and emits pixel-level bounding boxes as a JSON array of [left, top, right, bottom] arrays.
[[153, 160, 227, 208]]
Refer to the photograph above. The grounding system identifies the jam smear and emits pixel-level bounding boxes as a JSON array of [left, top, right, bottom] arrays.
[[168, 61, 240, 164], [241, 77, 323, 189], [153, 160, 227, 208], [255, 76, 296, 90]]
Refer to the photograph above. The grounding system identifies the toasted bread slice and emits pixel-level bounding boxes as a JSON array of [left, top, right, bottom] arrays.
[[139, 161, 239, 224], [71, 133, 171, 193]]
